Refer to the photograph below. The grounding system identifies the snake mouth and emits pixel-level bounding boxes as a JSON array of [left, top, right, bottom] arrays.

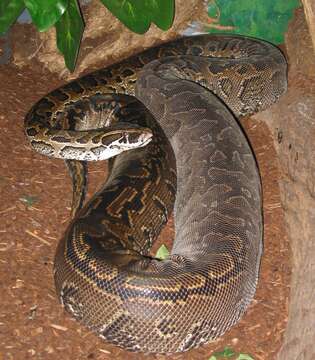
[[114, 130, 153, 150], [90, 131, 153, 161], [137, 132, 153, 147]]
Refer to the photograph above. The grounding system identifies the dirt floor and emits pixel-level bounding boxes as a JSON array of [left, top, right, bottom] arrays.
[[0, 29, 291, 360]]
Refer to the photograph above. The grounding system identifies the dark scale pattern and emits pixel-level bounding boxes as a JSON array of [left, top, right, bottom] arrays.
[[25, 35, 288, 354]]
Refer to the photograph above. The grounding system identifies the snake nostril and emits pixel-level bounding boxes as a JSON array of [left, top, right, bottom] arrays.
[[120, 132, 128, 144]]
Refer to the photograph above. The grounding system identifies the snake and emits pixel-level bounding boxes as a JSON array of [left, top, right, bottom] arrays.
[[24, 35, 287, 353]]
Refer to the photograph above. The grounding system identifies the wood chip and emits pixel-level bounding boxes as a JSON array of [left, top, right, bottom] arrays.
[[25, 229, 51, 246], [99, 349, 111, 354], [50, 324, 68, 331], [0, 206, 16, 214]]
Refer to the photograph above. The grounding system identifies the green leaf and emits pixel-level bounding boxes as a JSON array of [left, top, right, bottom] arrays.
[[207, 0, 299, 44], [100, 0, 150, 33], [207, 1, 219, 19], [100, 0, 174, 34], [148, 0, 174, 30], [209, 348, 255, 360], [237, 354, 255, 360], [20, 195, 39, 207], [0, 0, 25, 35], [24, 0, 68, 32], [55, 0, 84, 72], [155, 244, 169, 260], [212, 347, 236, 358]]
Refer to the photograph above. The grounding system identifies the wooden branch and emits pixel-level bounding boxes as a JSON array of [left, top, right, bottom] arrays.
[[302, 0, 315, 53]]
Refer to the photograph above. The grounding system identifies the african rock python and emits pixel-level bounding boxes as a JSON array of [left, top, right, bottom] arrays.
[[25, 35, 287, 353]]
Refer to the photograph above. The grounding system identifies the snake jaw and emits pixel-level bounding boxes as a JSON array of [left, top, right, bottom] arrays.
[[108, 130, 153, 153], [137, 131, 154, 147]]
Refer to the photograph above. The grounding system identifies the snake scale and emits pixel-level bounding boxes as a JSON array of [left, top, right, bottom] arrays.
[[25, 35, 287, 353]]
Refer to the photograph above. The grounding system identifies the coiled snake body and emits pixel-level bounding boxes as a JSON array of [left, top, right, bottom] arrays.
[[25, 35, 287, 353]]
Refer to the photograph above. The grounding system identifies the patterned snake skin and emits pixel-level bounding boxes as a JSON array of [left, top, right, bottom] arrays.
[[25, 35, 287, 353]]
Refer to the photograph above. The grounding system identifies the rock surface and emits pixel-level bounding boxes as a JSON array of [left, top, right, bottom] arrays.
[[255, 8, 315, 360]]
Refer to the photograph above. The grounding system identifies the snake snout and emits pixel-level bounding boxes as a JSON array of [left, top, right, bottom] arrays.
[[106, 128, 153, 154]]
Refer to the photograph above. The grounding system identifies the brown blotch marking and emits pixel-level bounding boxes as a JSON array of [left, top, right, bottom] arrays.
[[91, 133, 103, 144], [122, 68, 134, 77], [51, 136, 71, 143], [26, 127, 38, 136], [32, 97, 55, 117], [115, 75, 123, 83], [50, 89, 69, 102], [100, 133, 122, 146], [190, 46, 203, 56], [106, 187, 139, 222], [208, 63, 229, 74], [63, 81, 84, 94], [79, 74, 99, 88], [76, 134, 91, 144]]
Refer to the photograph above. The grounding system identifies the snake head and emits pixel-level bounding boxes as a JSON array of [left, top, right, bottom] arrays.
[[99, 124, 153, 159]]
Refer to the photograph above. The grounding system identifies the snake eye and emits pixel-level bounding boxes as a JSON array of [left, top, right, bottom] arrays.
[[119, 132, 128, 144]]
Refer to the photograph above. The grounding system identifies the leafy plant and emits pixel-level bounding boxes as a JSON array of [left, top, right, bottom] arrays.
[[207, 0, 299, 44], [0, 0, 175, 71], [155, 244, 170, 260], [19, 194, 39, 207], [208, 347, 254, 360]]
